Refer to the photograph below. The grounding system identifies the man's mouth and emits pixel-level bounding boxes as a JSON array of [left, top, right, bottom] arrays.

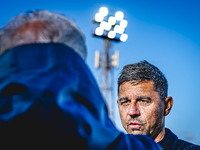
[[129, 122, 142, 129]]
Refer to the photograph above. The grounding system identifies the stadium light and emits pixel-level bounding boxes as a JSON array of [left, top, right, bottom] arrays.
[[95, 13, 104, 22], [115, 11, 124, 21], [120, 20, 128, 28], [99, 7, 108, 16], [108, 31, 116, 39], [93, 7, 128, 42], [114, 25, 124, 34], [108, 16, 116, 25], [120, 33, 128, 42], [95, 27, 104, 36], [100, 21, 111, 31]]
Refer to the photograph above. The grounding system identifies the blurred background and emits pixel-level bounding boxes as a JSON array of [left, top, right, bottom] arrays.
[[0, 0, 200, 145]]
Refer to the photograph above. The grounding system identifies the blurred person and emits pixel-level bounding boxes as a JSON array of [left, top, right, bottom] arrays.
[[117, 60, 200, 150], [0, 10, 161, 149]]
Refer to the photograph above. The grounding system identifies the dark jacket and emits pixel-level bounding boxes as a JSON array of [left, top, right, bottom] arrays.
[[159, 128, 200, 150], [0, 43, 161, 149]]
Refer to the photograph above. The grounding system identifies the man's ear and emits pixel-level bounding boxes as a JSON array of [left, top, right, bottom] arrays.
[[164, 96, 173, 116]]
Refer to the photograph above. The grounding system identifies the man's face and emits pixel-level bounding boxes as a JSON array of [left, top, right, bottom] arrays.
[[117, 80, 165, 141]]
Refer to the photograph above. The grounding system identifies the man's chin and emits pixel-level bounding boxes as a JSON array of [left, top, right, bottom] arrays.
[[128, 129, 144, 135]]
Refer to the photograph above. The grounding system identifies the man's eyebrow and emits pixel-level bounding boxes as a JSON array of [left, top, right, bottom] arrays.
[[118, 96, 129, 102], [136, 96, 152, 100]]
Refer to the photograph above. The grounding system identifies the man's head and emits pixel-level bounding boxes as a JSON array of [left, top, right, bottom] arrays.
[[117, 60, 173, 142], [0, 10, 86, 60]]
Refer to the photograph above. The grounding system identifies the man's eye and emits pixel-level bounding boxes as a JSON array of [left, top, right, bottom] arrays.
[[121, 100, 130, 105], [140, 100, 147, 103], [138, 99, 150, 103]]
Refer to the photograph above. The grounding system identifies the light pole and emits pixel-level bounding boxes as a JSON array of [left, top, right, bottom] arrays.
[[93, 7, 128, 122]]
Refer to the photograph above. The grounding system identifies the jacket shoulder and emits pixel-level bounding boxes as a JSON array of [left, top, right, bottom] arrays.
[[176, 139, 200, 150]]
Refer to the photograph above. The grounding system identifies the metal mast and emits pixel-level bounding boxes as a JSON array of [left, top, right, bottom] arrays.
[[100, 38, 115, 120]]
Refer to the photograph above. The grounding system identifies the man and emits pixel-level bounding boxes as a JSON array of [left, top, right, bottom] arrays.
[[117, 60, 200, 150], [0, 10, 161, 149]]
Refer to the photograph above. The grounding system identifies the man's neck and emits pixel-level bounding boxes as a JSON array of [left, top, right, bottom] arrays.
[[154, 128, 165, 143]]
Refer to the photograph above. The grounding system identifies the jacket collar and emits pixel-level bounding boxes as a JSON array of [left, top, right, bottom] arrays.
[[158, 128, 178, 150], [0, 43, 82, 97]]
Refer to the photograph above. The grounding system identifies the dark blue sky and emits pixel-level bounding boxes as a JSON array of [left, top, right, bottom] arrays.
[[1, 0, 200, 144]]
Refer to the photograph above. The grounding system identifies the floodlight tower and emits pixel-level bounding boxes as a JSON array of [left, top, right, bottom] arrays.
[[93, 7, 128, 122]]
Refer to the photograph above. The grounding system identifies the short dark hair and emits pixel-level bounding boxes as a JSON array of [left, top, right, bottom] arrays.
[[118, 60, 168, 101]]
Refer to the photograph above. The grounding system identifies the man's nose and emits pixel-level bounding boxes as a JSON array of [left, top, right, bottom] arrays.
[[128, 103, 140, 117]]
